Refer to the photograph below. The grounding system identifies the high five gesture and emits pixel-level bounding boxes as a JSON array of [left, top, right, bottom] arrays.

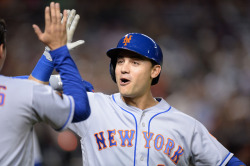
[[33, 2, 67, 50]]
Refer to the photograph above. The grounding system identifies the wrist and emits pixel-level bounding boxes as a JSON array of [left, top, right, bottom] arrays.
[[49, 45, 69, 67], [49, 42, 67, 51], [31, 55, 54, 82]]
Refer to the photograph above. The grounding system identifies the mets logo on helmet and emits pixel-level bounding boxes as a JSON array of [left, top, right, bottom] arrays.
[[123, 35, 132, 46]]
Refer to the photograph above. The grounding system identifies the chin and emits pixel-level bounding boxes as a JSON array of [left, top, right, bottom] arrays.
[[118, 86, 136, 98], [119, 90, 132, 97], [120, 91, 137, 99], [119, 91, 129, 97]]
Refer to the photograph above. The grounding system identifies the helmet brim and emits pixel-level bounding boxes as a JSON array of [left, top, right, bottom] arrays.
[[106, 47, 143, 59]]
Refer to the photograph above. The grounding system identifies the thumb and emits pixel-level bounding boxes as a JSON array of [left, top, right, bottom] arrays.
[[32, 24, 43, 40], [67, 40, 85, 50]]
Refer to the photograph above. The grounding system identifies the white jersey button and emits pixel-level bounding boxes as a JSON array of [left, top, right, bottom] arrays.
[[142, 122, 145, 127], [140, 156, 144, 161]]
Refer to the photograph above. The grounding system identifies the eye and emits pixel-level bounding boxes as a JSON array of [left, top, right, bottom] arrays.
[[117, 58, 124, 64], [132, 60, 140, 65]]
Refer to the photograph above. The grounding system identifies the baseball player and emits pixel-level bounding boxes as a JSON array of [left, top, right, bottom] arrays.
[[34, 32, 246, 165], [27, 7, 245, 164], [67, 33, 244, 166], [0, 2, 90, 165]]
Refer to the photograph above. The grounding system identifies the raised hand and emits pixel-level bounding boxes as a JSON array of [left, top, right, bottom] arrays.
[[65, 9, 85, 50], [33, 2, 67, 50]]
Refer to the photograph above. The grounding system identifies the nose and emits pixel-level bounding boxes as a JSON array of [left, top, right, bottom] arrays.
[[121, 60, 130, 74]]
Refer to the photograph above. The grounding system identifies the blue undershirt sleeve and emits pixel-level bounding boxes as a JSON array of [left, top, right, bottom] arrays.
[[83, 80, 94, 92], [31, 55, 54, 82], [49, 45, 90, 122], [226, 156, 246, 166]]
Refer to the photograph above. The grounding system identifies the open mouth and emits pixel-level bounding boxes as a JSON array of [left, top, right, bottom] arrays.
[[120, 78, 130, 85]]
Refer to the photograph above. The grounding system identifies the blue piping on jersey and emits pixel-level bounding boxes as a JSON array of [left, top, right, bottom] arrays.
[[147, 106, 172, 166], [56, 96, 73, 131], [112, 95, 138, 166], [219, 152, 231, 166]]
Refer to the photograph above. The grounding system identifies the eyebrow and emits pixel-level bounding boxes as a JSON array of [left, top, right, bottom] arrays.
[[117, 54, 148, 61]]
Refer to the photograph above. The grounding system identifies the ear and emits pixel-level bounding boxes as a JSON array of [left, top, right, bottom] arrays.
[[0, 44, 4, 59], [151, 65, 161, 79]]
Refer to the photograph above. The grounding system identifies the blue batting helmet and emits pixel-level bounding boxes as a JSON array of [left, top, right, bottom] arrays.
[[106, 33, 163, 85]]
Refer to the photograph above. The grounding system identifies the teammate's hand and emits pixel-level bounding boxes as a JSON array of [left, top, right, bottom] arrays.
[[49, 74, 94, 92], [43, 9, 84, 61], [33, 2, 67, 50], [65, 9, 85, 50], [49, 74, 63, 91]]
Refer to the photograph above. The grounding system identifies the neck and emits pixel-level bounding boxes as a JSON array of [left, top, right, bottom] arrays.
[[121, 92, 158, 110]]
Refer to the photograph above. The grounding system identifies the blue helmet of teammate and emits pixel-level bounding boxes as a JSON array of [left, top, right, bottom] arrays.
[[106, 33, 163, 85]]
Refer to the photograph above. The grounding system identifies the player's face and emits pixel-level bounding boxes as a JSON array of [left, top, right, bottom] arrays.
[[115, 53, 158, 99]]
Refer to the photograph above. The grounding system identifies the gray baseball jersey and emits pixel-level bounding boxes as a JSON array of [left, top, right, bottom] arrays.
[[0, 76, 74, 165], [69, 92, 233, 166]]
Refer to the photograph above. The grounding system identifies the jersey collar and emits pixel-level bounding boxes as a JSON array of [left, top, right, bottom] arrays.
[[112, 93, 171, 114]]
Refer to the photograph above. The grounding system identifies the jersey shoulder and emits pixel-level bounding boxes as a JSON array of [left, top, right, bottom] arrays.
[[1, 75, 40, 87], [87, 91, 113, 101], [0, 76, 36, 96], [168, 104, 198, 127], [0, 75, 53, 104]]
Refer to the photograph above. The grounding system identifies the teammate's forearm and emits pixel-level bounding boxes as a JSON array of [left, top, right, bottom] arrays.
[[29, 54, 54, 84], [50, 45, 90, 122]]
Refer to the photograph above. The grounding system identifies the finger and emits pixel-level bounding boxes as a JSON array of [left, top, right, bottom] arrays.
[[60, 10, 69, 24], [70, 14, 80, 32], [50, 2, 56, 25], [62, 10, 68, 31], [62, 10, 70, 24], [67, 9, 70, 15], [65, 10, 70, 28], [55, 3, 61, 24], [32, 24, 43, 40], [44, 6, 51, 30], [67, 9, 76, 28], [67, 40, 85, 50], [67, 14, 79, 42]]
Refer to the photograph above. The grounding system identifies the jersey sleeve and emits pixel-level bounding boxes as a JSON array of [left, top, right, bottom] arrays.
[[68, 92, 95, 136], [32, 84, 75, 131], [191, 120, 233, 166]]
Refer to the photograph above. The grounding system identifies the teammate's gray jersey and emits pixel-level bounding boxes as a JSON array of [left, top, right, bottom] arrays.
[[0, 76, 74, 165], [69, 92, 233, 166]]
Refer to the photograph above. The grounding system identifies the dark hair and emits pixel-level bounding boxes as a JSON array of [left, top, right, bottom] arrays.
[[0, 19, 7, 48]]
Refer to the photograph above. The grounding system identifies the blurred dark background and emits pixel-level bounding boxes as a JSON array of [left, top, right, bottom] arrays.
[[0, 0, 249, 165]]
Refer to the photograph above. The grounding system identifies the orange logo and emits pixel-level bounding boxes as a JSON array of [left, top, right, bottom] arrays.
[[123, 35, 132, 46]]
